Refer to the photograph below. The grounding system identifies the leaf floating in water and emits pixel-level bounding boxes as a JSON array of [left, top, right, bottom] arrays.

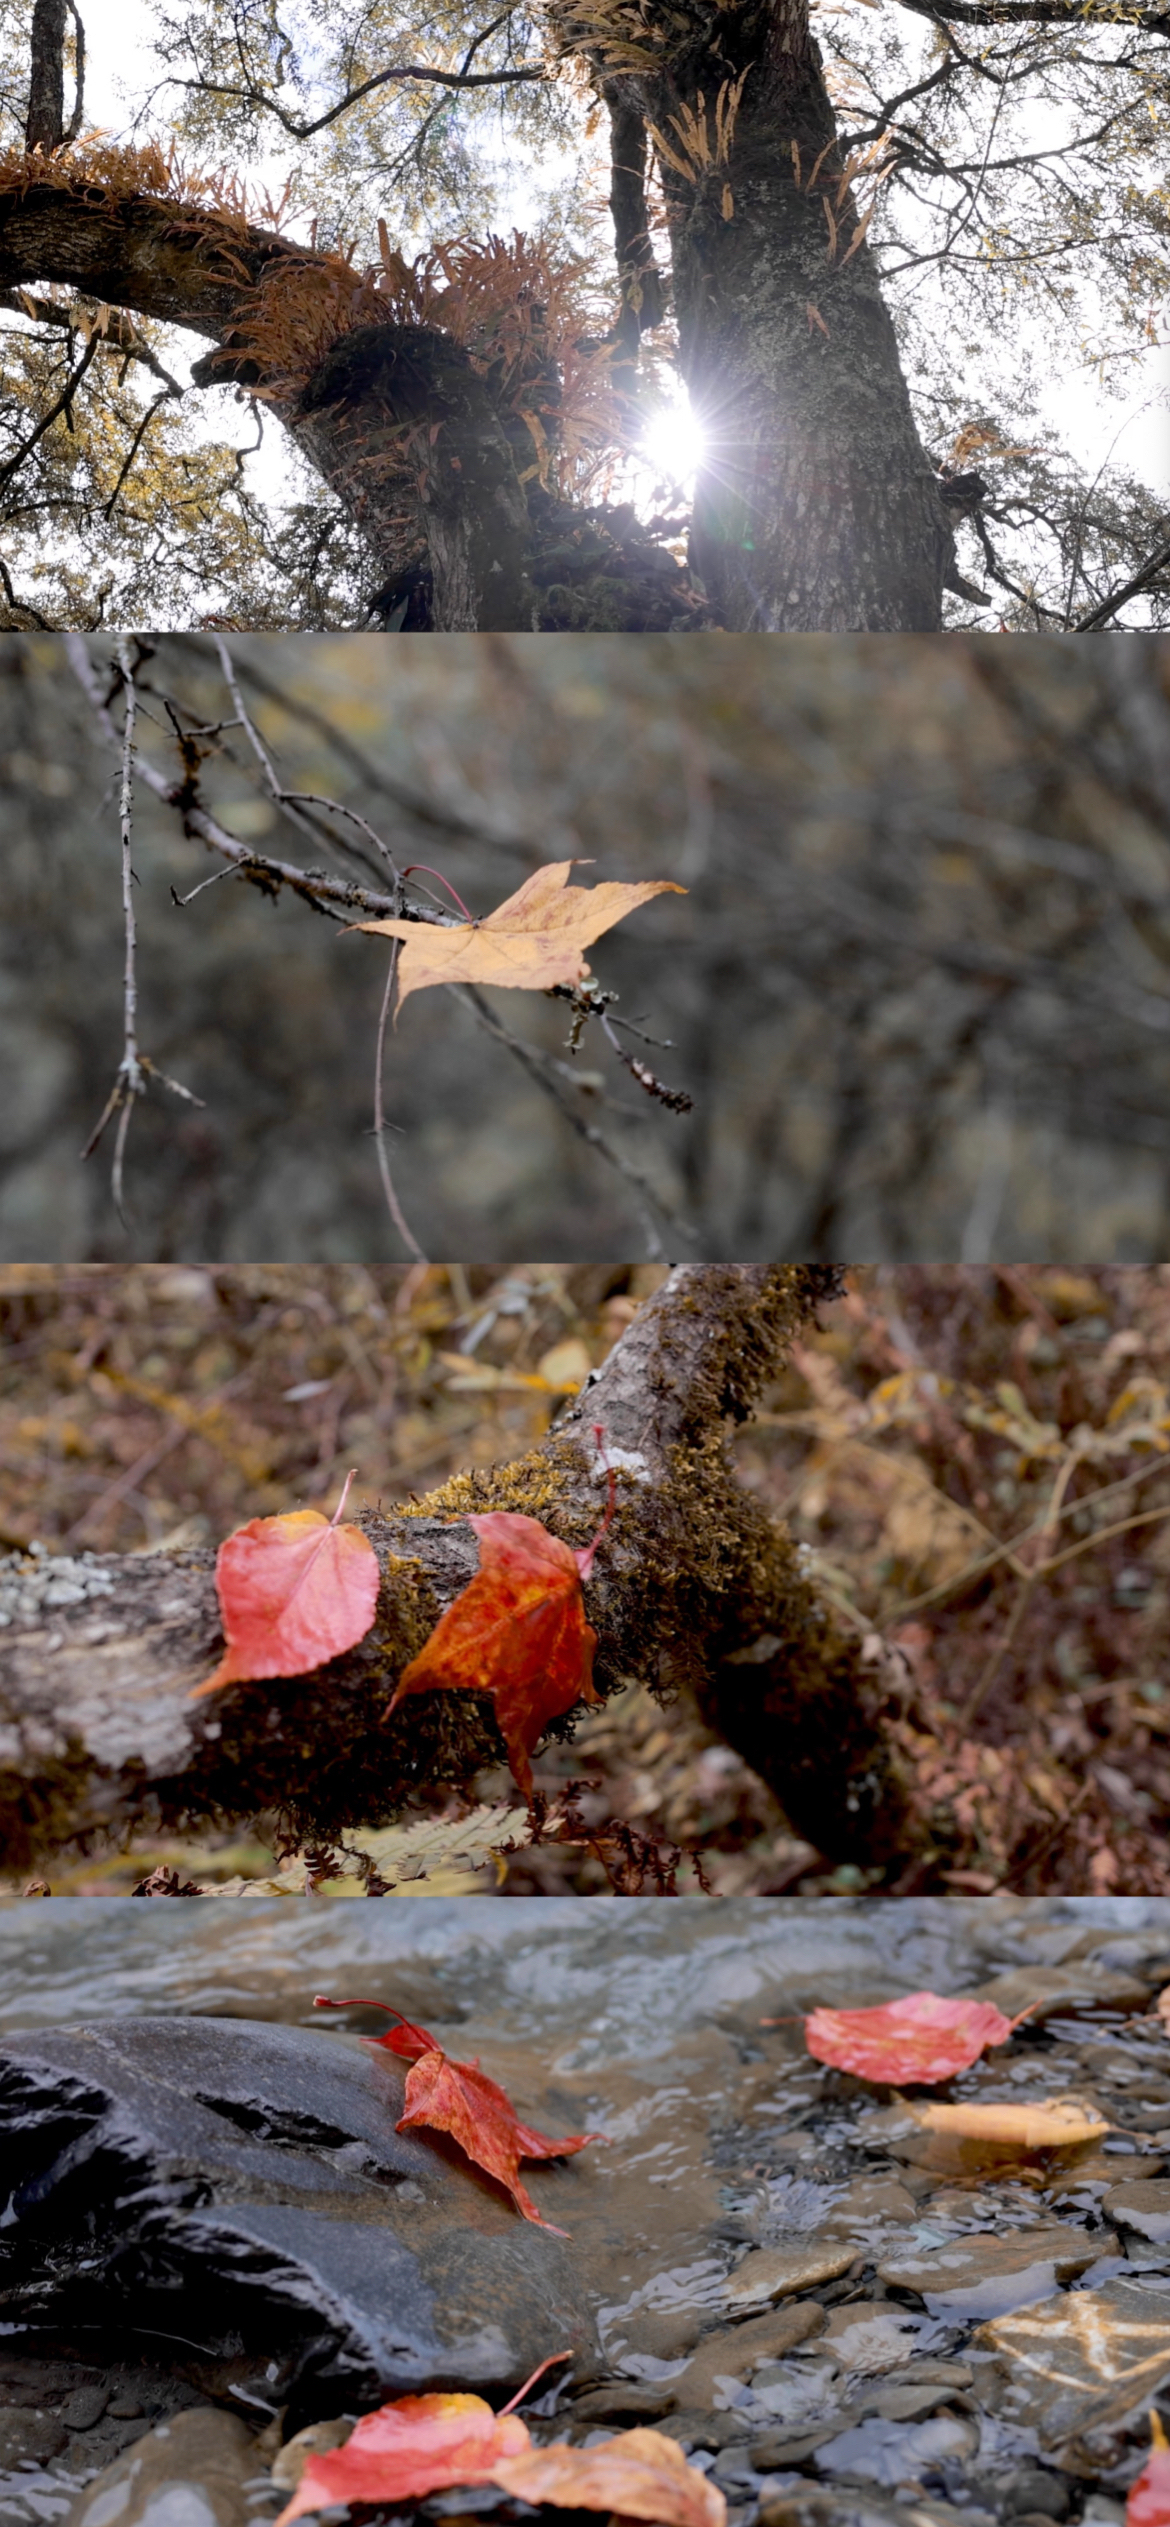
[[493, 2425, 727, 2527], [903, 2095, 1110, 2150], [801, 1990, 1028, 2085]]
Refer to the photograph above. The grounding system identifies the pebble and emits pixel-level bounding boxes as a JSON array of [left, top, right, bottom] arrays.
[[65, 2410, 270, 2527], [675, 2304, 826, 2408], [1102, 2177, 1170, 2241], [724, 2245, 858, 2314], [0, 2409, 68, 2466], [876, 2224, 1107, 2315]]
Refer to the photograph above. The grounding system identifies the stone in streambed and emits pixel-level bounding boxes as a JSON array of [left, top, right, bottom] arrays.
[[876, 2224, 1107, 2315], [0, 2410, 68, 2467], [724, 2243, 858, 2313], [1103, 2178, 1170, 2242], [66, 2410, 269, 2527], [0, 2017, 598, 2430], [673, 2300, 826, 2407]]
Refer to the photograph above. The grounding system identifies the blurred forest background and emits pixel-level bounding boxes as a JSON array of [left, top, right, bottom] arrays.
[[2, 631, 1170, 1261], [3, 1260, 1170, 1896]]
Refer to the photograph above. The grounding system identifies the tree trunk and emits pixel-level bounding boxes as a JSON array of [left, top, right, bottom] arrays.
[[24, 0, 67, 153], [0, 1265, 923, 1879], [581, 0, 955, 627]]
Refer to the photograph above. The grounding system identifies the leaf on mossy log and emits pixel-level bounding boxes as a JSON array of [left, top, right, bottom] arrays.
[[191, 1472, 379, 1701]]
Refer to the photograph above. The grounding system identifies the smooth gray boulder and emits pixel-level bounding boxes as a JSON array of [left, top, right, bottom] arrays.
[[0, 2017, 599, 2429]]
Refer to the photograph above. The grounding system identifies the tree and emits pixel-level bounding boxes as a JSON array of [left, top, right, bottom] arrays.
[[0, 0, 1166, 629], [0, 1264, 929, 1883]]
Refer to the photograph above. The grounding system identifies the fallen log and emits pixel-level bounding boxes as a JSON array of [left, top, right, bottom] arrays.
[[0, 1264, 922, 1876]]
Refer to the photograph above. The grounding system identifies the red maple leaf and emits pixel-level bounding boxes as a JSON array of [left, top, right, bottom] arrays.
[[382, 1431, 615, 1803], [794, 1990, 1036, 2085], [1129, 2415, 1170, 2526], [272, 2357, 569, 2527], [314, 1998, 604, 2231], [190, 1470, 379, 1702]]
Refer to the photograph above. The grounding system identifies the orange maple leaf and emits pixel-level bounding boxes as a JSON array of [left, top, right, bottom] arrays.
[[313, 1999, 602, 2229], [382, 1436, 615, 1803], [345, 858, 687, 1016]]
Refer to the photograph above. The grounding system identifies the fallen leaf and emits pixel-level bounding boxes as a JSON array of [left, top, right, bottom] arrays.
[[383, 1443, 615, 1803], [313, 1997, 603, 2230], [346, 859, 686, 1016], [190, 1471, 379, 1701], [273, 2390, 531, 2527], [493, 2425, 727, 2527], [904, 2095, 1109, 2150], [802, 1990, 1027, 2084], [1126, 2411, 1170, 2525]]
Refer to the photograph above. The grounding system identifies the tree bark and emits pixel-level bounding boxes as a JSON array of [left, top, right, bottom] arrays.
[[24, 0, 67, 153], [0, 1264, 923, 1878], [575, 0, 955, 627]]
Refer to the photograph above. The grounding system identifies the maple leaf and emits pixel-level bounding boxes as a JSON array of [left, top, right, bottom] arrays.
[[383, 1435, 615, 1803], [272, 2380, 723, 2527], [190, 1471, 379, 1702], [271, 2356, 566, 2527], [494, 2425, 727, 2527], [313, 1997, 603, 2230], [1128, 2412, 1170, 2526], [346, 858, 687, 1016], [798, 1990, 1036, 2085]]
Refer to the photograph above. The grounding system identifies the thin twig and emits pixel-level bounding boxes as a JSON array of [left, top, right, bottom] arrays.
[[103, 389, 174, 521], [453, 982, 695, 1260], [0, 327, 100, 494], [373, 942, 427, 1262], [80, 639, 203, 1223]]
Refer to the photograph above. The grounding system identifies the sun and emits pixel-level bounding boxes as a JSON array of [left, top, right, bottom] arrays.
[[639, 399, 706, 487]]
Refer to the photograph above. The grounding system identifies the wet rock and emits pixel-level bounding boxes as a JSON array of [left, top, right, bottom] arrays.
[[815, 2409, 979, 2486], [657, 2410, 753, 2451], [568, 2382, 679, 2421], [822, 2181, 917, 2232], [974, 2274, 1170, 2446], [1002, 2466, 1071, 2517], [876, 2225, 1107, 2315], [61, 2391, 109, 2433], [814, 2306, 931, 2375], [0, 2410, 68, 2466], [65, 2410, 270, 2527], [846, 2367, 974, 2423], [1103, 2178, 1170, 2241], [674, 2303, 825, 2406], [724, 2245, 858, 2314], [759, 2487, 995, 2527], [0, 2017, 598, 2429], [968, 1967, 1153, 2021]]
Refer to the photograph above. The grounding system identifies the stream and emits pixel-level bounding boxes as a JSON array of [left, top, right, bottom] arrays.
[[5, 1899, 1170, 2527]]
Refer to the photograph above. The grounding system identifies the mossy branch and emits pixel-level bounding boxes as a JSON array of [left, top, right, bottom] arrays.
[[0, 1264, 922, 1875]]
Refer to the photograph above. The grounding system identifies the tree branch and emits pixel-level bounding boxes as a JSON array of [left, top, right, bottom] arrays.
[[0, 1266, 921, 1878]]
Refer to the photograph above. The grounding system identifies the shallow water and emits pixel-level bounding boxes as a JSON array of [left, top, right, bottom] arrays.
[[6, 1898, 1170, 2526]]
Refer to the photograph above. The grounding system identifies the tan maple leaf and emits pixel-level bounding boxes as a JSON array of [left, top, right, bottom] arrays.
[[346, 859, 686, 1015]]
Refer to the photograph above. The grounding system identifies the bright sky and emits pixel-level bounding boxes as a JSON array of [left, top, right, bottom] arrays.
[[69, 0, 1170, 563]]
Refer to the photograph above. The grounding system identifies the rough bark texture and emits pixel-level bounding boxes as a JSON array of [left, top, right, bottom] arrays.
[[0, 1264, 921, 1876], [570, 0, 956, 627], [24, 0, 68, 152]]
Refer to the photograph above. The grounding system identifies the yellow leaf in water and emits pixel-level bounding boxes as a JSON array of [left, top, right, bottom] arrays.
[[903, 2095, 1109, 2150]]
